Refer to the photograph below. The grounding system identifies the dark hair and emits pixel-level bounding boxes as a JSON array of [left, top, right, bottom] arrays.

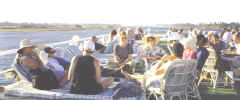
[[111, 30, 117, 35], [172, 43, 184, 58], [213, 34, 220, 39], [197, 34, 208, 46], [44, 47, 55, 53], [147, 36, 156, 42]]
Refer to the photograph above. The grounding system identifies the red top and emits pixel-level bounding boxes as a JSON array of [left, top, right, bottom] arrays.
[[183, 49, 196, 59]]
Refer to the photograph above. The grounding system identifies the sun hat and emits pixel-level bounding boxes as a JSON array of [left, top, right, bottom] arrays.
[[17, 39, 35, 53], [142, 34, 160, 45], [83, 40, 95, 52]]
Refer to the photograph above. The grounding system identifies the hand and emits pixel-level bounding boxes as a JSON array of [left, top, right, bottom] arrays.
[[161, 54, 169, 61], [121, 71, 131, 80], [32, 51, 39, 57]]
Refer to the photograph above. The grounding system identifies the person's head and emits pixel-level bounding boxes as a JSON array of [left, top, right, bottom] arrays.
[[136, 27, 143, 34], [172, 43, 184, 58], [197, 34, 208, 47], [110, 29, 117, 37], [213, 34, 220, 44], [182, 38, 195, 51], [83, 41, 95, 56], [44, 47, 56, 57], [17, 39, 35, 55], [147, 36, 157, 47], [189, 27, 193, 32], [126, 28, 133, 36], [169, 32, 180, 44], [207, 31, 215, 41], [178, 29, 183, 33], [119, 31, 127, 45], [232, 27, 239, 34], [223, 27, 229, 32], [92, 36, 97, 43]]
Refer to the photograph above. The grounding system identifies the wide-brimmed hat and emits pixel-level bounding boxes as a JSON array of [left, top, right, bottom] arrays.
[[142, 34, 160, 45], [18, 39, 35, 52]]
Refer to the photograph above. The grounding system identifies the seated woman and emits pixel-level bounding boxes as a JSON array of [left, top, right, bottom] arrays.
[[68, 41, 114, 95], [15, 39, 59, 89], [113, 31, 134, 73], [182, 38, 197, 59], [135, 27, 143, 40], [41, 47, 70, 88], [145, 43, 184, 86], [135, 35, 165, 73]]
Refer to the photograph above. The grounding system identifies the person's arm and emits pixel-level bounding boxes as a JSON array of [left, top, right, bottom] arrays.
[[67, 56, 79, 81], [113, 45, 120, 63], [23, 56, 44, 69], [94, 59, 102, 84], [120, 54, 132, 66]]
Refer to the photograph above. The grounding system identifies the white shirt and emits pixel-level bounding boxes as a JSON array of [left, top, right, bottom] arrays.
[[235, 44, 240, 54], [47, 57, 65, 81], [222, 31, 233, 43]]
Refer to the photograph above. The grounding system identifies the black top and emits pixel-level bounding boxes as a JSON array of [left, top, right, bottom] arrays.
[[95, 42, 105, 51], [196, 47, 209, 71], [70, 56, 103, 94]]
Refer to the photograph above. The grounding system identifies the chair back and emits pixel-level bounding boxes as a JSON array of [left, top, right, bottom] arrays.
[[203, 48, 217, 70], [162, 60, 191, 93]]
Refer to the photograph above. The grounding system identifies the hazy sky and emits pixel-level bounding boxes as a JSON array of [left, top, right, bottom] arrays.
[[0, 0, 239, 25]]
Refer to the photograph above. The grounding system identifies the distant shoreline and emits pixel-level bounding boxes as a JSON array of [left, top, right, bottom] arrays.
[[0, 27, 118, 32]]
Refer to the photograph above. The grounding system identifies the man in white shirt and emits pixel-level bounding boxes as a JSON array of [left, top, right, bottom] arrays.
[[222, 28, 233, 47]]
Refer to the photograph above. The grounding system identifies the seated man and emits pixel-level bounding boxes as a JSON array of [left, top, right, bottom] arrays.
[[42, 47, 70, 88], [145, 43, 184, 86], [15, 39, 59, 90], [92, 36, 106, 53], [136, 35, 165, 73], [113, 31, 134, 73]]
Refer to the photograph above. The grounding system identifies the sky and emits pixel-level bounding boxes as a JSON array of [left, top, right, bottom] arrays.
[[0, 0, 239, 26]]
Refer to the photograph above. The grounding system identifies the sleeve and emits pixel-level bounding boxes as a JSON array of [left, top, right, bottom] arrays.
[[113, 44, 118, 57], [196, 50, 209, 70]]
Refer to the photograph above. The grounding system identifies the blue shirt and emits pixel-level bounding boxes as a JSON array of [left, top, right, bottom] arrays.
[[196, 47, 209, 71]]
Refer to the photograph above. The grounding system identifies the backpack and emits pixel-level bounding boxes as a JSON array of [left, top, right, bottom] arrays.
[[112, 79, 143, 98], [31, 68, 59, 90]]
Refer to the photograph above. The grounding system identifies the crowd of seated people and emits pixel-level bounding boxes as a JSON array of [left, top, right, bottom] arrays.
[[13, 26, 240, 96]]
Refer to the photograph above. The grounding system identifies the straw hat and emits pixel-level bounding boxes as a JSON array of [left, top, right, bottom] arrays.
[[142, 34, 160, 45], [83, 40, 95, 52], [17, 39, 35, 53]]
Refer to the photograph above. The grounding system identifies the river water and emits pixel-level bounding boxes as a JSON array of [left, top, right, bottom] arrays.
[[0, 27, 168, 100]]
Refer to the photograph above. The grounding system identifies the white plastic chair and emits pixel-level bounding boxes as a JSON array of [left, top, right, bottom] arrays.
[[198, 48, 218, 92], [146, 60, 192, 100], [185, 60, 202, 100]]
